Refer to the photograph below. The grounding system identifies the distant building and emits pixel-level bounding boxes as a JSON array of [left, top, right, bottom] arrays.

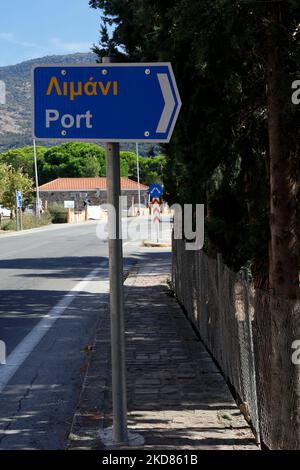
[[38, 177, 149, 210]]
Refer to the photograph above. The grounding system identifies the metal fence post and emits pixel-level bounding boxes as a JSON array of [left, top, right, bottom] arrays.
[[217, 253, 227, 374], [242, 270, 261, 445]]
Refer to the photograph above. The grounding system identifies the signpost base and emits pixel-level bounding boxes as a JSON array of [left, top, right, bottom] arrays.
[[99, 427, 145, 448]]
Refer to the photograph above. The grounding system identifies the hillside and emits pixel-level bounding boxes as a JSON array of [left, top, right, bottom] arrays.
[[0, 53, 161, 156], [0, 53, 96, 152]]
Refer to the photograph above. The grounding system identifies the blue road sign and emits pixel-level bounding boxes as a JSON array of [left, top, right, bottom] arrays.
[[148, 183, 164, 198], [32, 63, 181, 143], [16, 191, 22, 208]]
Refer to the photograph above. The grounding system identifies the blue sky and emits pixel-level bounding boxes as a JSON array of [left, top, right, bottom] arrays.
[[0, 0, 102, 66]]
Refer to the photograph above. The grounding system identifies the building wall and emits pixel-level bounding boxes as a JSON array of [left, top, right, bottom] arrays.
[[39, 190, 149, 211]]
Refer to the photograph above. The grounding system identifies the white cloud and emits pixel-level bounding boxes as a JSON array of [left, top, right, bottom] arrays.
[[0, 31, 43, 49], [0, 33, 91, 66], [0, 32, 15, 41], [51, 37, 91, 53]]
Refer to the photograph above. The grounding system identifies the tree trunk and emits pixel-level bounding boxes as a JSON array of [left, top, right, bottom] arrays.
[[206, 185, 216, 257], [267, 10, 299, 299], [266, 4, 300, 449]]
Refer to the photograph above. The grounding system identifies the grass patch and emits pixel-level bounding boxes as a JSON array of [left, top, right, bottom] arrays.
[[1, 212, 52, 231]]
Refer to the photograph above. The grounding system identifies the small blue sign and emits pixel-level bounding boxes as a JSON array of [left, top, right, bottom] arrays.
[[33, 63, 181, 143], [16, 191, 22, 208], [149, 183, 164, 198]]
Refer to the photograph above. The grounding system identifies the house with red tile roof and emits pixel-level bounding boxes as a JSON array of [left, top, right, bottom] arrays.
[[39, 177, 149, 210]]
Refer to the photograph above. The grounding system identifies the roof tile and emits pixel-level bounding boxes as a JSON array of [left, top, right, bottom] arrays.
[[39, 177, 148, 191]]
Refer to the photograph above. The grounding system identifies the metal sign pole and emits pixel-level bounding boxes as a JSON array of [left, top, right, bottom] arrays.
[[135, 143, 141, 215], [15, 192, 19, 231], [33, 139, 40, 217], [103, 56, 128, 445], [19, 206, 23, 231]]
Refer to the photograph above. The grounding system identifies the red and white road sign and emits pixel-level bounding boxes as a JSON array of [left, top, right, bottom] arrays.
[[151, 198, 161, 224], [151, 197, 161, 243], [152, 198, 160, 205]]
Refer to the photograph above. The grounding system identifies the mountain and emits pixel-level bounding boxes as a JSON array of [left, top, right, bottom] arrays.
[[0, 53, 161, 156]]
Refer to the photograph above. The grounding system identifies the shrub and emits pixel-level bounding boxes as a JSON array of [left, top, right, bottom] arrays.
[[48, 204, 68, 224], [1, 219, 16, 231]]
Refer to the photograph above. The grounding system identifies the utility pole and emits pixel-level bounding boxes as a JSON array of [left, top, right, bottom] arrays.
[[15, 192, 19, 231], [135, 143, 141, 215], [33, 139, 40, 217], [103, 56, 128, 445], [19, 203, 23, 231]]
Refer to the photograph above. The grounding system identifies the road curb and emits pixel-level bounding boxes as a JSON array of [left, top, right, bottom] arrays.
[[143, 240, 171, 248], [0, 220, 99, 238]]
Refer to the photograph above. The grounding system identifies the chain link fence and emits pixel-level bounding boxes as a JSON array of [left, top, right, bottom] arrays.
[[172, 237, 300, 449]]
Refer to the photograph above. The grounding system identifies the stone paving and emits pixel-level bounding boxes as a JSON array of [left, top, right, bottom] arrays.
[[68, 249, 258, 450]]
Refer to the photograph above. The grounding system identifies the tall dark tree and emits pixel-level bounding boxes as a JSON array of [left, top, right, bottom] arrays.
[[264, 2, 299, 299], [89, 0, 299, 288]]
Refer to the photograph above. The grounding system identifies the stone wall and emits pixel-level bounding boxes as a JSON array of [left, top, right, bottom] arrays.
[[40, 190, 149, 211]]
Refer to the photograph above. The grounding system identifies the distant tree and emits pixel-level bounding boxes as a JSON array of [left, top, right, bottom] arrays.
[[0, 163, 9, 201], [140, 156, 166, 185], [0, 146, 47, 180], [147, 147, 155, 158], [119, 151, 137, 178], [119, 152, 166, 185], [1, 167, 32, 212], [40, 142, 105, 183], [0, 144, 166, 187]]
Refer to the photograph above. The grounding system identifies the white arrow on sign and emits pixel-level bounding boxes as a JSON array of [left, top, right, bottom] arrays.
[[156, 73, 176, 133]]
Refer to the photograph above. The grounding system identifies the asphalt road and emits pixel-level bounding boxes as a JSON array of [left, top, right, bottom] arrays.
[[0, 218, 170, 450]]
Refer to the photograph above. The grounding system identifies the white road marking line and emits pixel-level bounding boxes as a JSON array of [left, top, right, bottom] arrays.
[[0, 238, 140, 392], [0, 267, 102, 392]]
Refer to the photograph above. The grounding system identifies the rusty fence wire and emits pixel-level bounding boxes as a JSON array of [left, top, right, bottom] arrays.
[[172, 237, 300, 449]]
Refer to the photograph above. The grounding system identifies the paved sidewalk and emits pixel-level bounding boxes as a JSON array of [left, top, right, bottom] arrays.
[[68, 249, 258, 450]]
